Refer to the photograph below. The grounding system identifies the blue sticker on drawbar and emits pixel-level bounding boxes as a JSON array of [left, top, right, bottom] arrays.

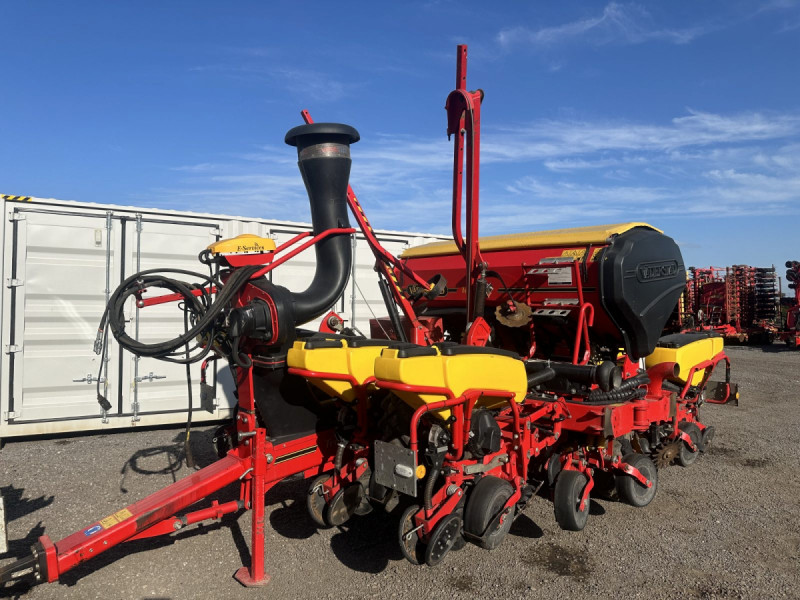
[[84, 525, 102, 536]]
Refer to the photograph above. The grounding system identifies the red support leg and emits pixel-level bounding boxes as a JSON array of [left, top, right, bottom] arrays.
[[234, 428, 270, 587]]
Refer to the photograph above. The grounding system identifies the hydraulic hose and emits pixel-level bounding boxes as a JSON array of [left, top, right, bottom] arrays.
[[101, 265, 260, 362]]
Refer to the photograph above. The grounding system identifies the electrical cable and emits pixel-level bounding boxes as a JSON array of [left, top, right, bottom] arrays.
[[183, 308, 195, 468], [94, 263, 261, 409]]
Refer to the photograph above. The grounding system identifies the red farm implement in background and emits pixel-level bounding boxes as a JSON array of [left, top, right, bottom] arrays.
[[1, 45, 737, 592], [677, 265, 780, 344]]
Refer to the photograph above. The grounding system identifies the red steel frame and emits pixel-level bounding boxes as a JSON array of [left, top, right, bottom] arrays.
[[373, 377, 566, 540], [447, 45, 484, 324], [33, 351, 340, 587]]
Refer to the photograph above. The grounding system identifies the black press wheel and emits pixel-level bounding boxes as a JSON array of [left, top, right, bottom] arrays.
[[353, 468, 374, 516], [677, 422, 702, 467], [307, 474, 333, 528], [398, 504, 426, 565], [424, 513, 462, 566], [464, 476, 515, 550], [616, 453, 658, 508], [553, 470, 590, 531]]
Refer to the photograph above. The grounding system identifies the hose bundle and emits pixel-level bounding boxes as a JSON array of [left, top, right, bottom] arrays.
[[582, 373, 651, 405], [98, 264, 260, 364], [92, 262, 261, 412]]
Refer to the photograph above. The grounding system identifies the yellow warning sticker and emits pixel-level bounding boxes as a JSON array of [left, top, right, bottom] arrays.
[[560, 249, 585, 258], [560, 248, 604, 261], [99, 516, 118, 529], [114, 508, 133, 522], [99, 508, 134, 529]]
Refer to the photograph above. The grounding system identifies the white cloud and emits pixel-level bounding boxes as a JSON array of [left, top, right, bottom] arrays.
[[497, 3, 706, 49], [155, 109, 800, 233]]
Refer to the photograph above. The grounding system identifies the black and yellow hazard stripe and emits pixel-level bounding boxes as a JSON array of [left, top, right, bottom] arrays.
[[2, 195, 32, 202], [274, 445, 318, 464]]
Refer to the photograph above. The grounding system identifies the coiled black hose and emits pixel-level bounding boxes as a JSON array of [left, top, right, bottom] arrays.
[[93, 264, 262, 409], [423, 468, 439, 511], [100, 264, 261, 363], [579, 373, 651, 405]]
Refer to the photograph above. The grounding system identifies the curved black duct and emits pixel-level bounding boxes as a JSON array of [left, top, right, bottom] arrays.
[[284, 123, 360, 325]]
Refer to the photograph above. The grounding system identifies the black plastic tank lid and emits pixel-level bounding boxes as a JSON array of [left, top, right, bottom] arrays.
[[285, 123, 360, 146]]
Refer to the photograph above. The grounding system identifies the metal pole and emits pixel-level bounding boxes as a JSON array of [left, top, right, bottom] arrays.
[[350, 234, 357, 329], [102, 211, 112, 424], [132, 214, 142, 423]]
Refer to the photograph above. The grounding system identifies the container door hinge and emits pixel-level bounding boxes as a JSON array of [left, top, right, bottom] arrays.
[[4, 411, 18, 420], [5, 345, 22, 354], [8, 212, 25, 222], [5, 278, 23, 288]]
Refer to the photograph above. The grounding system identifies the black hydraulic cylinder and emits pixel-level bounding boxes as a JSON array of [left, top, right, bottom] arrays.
[[378, 276, 408, 342]]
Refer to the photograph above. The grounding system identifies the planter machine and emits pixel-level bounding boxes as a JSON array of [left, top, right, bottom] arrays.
[[0, 45, 737, 590]]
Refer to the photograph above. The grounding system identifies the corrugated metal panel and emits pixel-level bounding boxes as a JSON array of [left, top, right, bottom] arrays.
[[122, 217, 222, 420], [0, 196, 447, 439], [7, 209, 121, 422]]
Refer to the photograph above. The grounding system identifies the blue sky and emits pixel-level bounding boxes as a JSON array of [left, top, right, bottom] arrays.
[[2, 2, 799, 277]]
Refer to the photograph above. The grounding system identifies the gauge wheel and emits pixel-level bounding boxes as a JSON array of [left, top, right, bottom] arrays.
[[464, 476, 515, 550], [616, 454, 658, 508], [553, 470, 590, 532]]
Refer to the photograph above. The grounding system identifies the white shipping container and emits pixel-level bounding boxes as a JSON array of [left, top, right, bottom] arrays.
[[0, 194, 446, 441]]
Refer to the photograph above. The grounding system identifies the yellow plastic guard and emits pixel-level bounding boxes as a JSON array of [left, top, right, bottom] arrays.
[[374, 347, 527, 419], [287, 339, 389, 402], [207, 234, 276, 255], [645, 335, 724, 386], [400, 222, 661, 259]]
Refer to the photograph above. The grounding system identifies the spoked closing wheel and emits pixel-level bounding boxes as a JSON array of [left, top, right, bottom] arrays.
[[307, 474, 367, 527], [464, 476, 515, 549], [307, 474, 333, 528], [553, 470, 590, 531], [677, 422, 702, 467], [652, 441, 680, 468], [398, 504, 426, 565], [616, 453, 658, 508]]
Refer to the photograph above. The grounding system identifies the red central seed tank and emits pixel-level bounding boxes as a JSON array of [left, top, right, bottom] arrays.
[[397, 222, 686, 361]]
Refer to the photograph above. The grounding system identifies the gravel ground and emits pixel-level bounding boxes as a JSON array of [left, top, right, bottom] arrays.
[[1, 345, 799, 600]]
